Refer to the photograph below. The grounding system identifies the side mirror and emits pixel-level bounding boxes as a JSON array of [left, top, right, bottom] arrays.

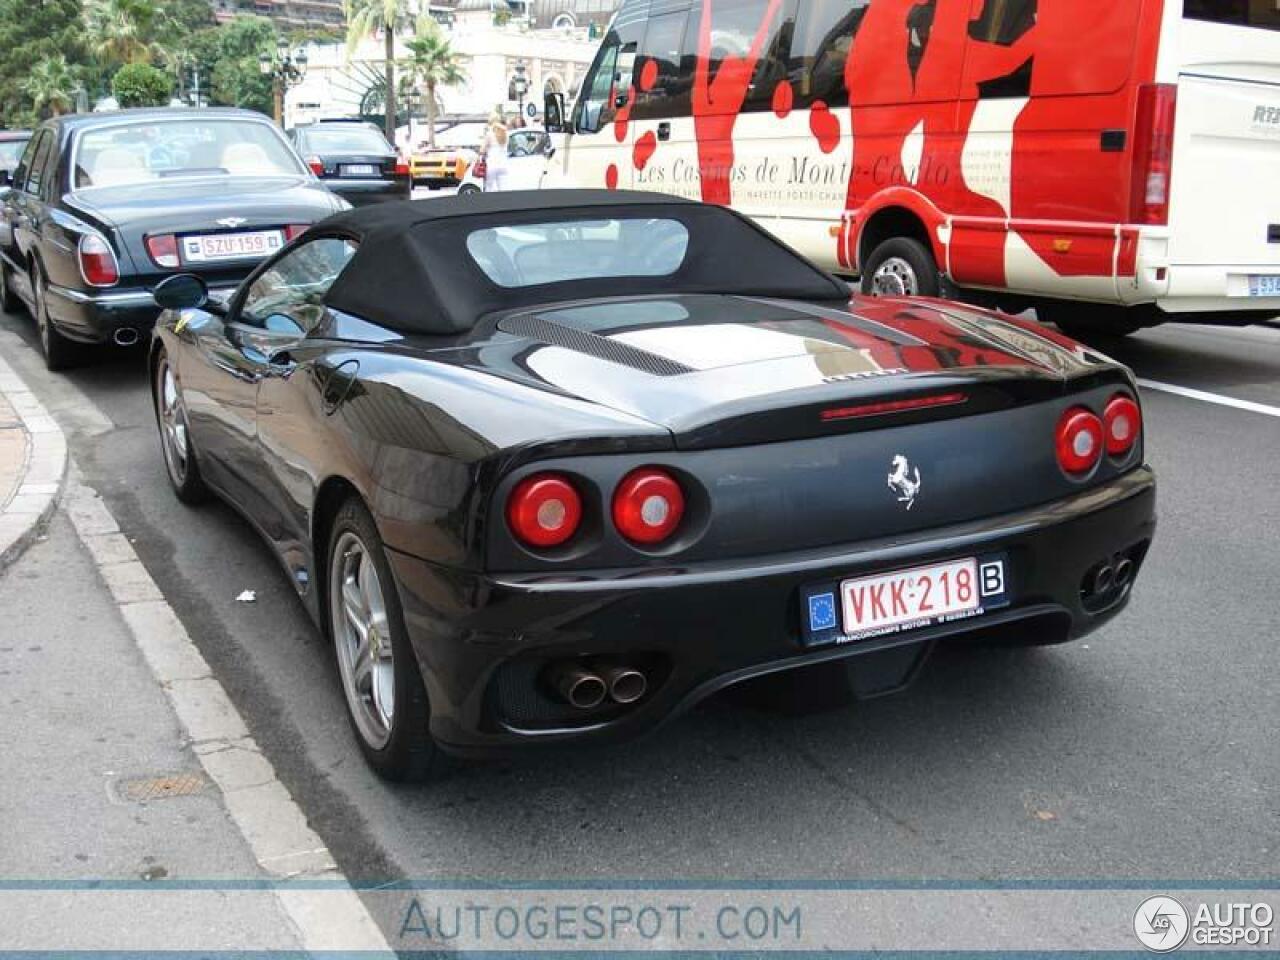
[[153, 273, 210, 311], [543, 92, 566, 133]]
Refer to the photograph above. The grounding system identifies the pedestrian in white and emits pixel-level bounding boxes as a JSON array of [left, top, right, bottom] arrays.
[[481, 115, 509, 192]]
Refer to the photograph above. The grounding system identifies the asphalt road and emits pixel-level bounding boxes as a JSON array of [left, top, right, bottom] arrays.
[[3, 309, 1278, 896]]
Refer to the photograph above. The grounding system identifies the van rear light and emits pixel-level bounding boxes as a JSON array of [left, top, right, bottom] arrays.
[[284, 224, 310, 242], [613, 468, 685, 545], [1103, 394, 1142, 456], [1055, 407, 1104, 475], [1129, 83, 1177, 226], [507, 473, 582, 548], [144, 233, 179, 268], [77, 234, 119, 287]]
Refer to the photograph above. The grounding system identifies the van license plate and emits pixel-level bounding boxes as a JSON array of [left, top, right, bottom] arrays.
[[1247, 275, 1280, 297]]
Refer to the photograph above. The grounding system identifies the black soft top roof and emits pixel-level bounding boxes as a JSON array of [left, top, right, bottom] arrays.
[[319, 190, 851, 335]]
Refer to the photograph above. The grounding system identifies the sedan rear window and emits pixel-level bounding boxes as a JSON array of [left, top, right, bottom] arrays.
[[465, 218, 690, 288], [301, 126, 392, 154], [74, 119, 304, 189]]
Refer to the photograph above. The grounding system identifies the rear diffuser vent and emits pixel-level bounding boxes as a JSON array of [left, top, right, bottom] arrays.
[[500, 314, 694, 377]]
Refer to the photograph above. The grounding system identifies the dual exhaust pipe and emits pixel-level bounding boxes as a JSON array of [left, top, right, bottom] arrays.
[[1090, 555, 1134, 597], [547, 661, 647, 710]]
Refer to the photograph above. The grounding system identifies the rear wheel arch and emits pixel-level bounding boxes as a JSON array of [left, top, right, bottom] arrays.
[[312, 476, 366, 622], [857, 205, 936, 274]]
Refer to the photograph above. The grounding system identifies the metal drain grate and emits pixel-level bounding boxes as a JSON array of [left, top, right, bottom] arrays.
[[117, 772, 207, 802]]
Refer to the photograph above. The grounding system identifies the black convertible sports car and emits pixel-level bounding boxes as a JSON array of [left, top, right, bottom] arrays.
[[0, 108, 344, 370], [150, 191, 1156, 781]]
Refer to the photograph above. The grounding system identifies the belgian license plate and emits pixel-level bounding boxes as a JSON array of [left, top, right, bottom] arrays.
[[1247, 275, 1280, 297], [342, 163, 378, 176], [182, 230, 283, 263], [800, 555, 1010, 647]]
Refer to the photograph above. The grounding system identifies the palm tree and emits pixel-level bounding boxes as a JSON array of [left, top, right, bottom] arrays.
[[344, 0, 413, 143], [84, 0, 159, 66], [23, 56, 79, 118], [402, 22, 466, 149]]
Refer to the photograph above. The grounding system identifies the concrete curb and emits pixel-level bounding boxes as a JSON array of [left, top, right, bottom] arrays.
[[64, 470, 394, 954], [0, 349, 67, 570]]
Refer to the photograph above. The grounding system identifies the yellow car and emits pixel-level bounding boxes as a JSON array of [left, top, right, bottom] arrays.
[[409, 148, 474, 187]]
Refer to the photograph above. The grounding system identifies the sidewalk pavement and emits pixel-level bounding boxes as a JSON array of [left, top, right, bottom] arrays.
[[0, 346, 390, 953], [0, 351, 65, 568]]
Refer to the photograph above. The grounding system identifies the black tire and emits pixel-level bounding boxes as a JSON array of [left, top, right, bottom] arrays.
[[457, 183, 481, 196], [153, 351, 210, 505], [32, 263, 77, 371], [327, 496, 446, 782], [860, 236, 941, 298], [0, 260, 21, 314], [1035, 301, 1147, 341]]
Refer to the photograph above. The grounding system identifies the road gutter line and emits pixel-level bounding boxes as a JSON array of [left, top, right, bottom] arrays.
[[0, 350, 67, 568], [1137, 378, 1280, 419], [63, 466, 394, 955]]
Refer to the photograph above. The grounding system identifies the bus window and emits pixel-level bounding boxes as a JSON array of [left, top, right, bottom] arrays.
[[967, 0, 1037, 46], [634, 9, 694, 120], [786, 0, 868, 108], [693, 0, 792, 114], [1185, 0, 1280, 31], [575, 15, 644, 133]]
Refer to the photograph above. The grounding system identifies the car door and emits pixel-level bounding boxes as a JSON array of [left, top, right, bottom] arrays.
[[506, 131, 552, 190], [7, 130, 54, 300], [248, 236, 360, 581], [0, 134, 40, 263]]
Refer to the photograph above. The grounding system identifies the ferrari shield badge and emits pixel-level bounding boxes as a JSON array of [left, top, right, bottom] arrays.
[[887, 454, 921, 510]]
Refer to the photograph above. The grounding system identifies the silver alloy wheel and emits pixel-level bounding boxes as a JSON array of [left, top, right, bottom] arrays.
[[870, 256, 919, 296], [330, 531, 396, 749], [158, 363, 189, 484]]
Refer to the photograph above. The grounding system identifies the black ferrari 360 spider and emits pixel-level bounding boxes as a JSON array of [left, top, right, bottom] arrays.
[[149, 191, 1156, 781]]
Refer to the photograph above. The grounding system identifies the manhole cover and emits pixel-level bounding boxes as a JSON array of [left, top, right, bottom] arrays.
[[117, 772, 207, 802]]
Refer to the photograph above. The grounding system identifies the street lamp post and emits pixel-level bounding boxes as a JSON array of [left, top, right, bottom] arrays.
[[258, 39, 308, 127], [512, 60, 528, 126]]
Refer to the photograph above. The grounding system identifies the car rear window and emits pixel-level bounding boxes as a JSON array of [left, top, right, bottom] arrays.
[[464, 218, 690, 288], [74, 118, 304, 188], [301, 126, 392, 154]]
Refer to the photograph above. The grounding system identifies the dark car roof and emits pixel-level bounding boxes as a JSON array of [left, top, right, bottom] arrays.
[[41, 107, 277, 135], [320, 190, 852, 336]]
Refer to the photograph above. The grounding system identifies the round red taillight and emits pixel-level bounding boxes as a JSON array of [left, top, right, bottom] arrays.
[[506, 473, 582, 549], [1055, 407, 1104, 475], [1103, 394, 1141, 456], [612, 468, 685, 545]]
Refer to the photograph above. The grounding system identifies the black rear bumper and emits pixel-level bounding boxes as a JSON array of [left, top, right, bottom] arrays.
[[388, 466, 1156, 757], [47, 282, 237, 345]]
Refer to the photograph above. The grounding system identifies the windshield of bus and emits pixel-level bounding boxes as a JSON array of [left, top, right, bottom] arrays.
[[74, 118, 305, 189]]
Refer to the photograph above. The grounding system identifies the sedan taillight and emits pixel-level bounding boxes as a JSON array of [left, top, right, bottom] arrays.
[[306, 155, 325, 176], [395, 160, 410, 177], [1055, 407, 1104, 475], [1103, 393, 1142, 457], [78, 234, 119, 287], [507, 473, 582, 548], [613, 468, 685, 545], [284, 224, 310, 242], [145, 233, 179, 269]]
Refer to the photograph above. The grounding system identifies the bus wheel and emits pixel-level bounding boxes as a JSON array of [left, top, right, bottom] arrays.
[[861, 237, 940, 298], [1036, 301, 1147, 341]]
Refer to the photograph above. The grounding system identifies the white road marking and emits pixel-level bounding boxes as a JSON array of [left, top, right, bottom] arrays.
[[1137, 378, 1280, 418]]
